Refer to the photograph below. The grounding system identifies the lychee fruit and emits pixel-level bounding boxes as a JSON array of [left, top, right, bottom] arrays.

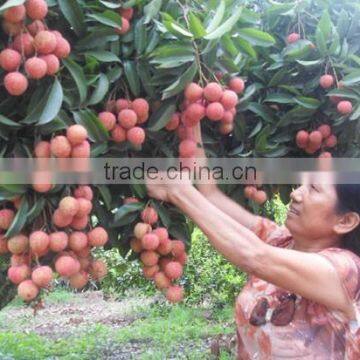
[[66, 125, 88, 146], [317, 124, 331, 139], [115, 17, 130, 35], [206, 102, 225, 121], [127, 127, 145, 146], [52, 209, 73, 228], [53, 37, 71, 59], [27, 20, 46, 36], [132, 98, 149, 119], [89, 260, 107, 280], [143, 265, 159, 279], [141, 207, 158, 225], [134, 222, 152, 239], [204, 82, 223, 102], [166, 285, 184, 303], [164, 261, 183, 280], [4, 72, 28, 96], [141, 233, 160, 250], [185, 83, 203, 103], [130, 237, 142, 253], [2, 21, 22, 36], [25, 0, 48, 20], [319, 75, 334, 89], [68, 232, 88, 252], [25, 56, 48, 79], [296, 130, 309, 149], [179, 139, 197, 158], [74, 186, 93, 201], [319, 152, 332, 158], [50, 136, 72, 158], [171, 240, 185, 257], [115, 98, 131, 112], [88, 227, 108, 247], [229, 77, 245, 94], [184, 103, 205, 126], [118, 109, 137, 129], [324, 134, 337, 148], [4, 5, 26, 23], [337, 101, 352, 115], [253, 190, 268, 205], [98, 112, 116, 131], [309, 131, 323, 149], [152, 227, 168, 242], [55, 255, 81, 277], [287, 32, 300, 44], [29, 230, 50, 256], [219, 122, 234, 135], [13, 33, 34, 57], [156, 238, 172, 256], [7, 234, 29, 254], [244, 185, 256, 199], [0, 209, 15, 230], [140, 250, 159, 266], [34, 141, 51, 158], [17, 280, 39, 302], [49, 231, 68, 252], [69, 271, 89, 289], [111, 125, 127, 143], [31, 266, 53, 288], [222, 111, 235, 124], [154, 272, 171, 289], [70, 215, 89, 230], [8, 265, 31, 285], [34, 31, 57, 54], [166, 113, 180, 131], [119, 7, 134, 20], [221, 90, 238, 110], [76, 198, 93, 217], [0, 49, 21, 72], [71, 140, 91, 158]]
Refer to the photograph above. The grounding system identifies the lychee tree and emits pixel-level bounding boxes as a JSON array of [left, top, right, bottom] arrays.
[[1, 0, 360, 309]]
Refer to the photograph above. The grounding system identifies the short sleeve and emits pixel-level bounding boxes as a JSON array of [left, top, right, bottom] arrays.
[[251, 217, 292, 248], [318, 248, 360, 303]]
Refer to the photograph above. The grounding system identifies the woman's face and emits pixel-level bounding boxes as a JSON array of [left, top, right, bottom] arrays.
[[285, 184, 341, 240]]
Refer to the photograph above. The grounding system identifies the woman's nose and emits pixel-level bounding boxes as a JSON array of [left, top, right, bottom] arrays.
[[290, 186, 305, 202]]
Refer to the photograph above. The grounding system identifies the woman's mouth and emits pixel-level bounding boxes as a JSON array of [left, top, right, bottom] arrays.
[[288, 205, 300, 216]]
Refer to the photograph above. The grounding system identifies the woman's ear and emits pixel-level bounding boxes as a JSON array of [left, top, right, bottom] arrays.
[[334, 212, 360, 235]]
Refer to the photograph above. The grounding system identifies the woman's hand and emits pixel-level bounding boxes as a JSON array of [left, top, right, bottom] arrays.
[[146, 169, 193, 203]]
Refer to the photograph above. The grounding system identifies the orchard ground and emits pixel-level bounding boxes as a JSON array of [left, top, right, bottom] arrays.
[[0, 289, 236, 360]]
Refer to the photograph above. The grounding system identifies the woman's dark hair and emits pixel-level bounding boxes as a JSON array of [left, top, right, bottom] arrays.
[[335, 184, 360, 256]]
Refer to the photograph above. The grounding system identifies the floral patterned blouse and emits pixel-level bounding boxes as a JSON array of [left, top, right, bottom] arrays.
[[235, 217, 360, 359]]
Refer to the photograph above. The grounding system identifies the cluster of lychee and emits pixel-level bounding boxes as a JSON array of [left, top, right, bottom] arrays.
[[101, 97, 149, 146], [115, 7, 134, 35], [165, 78, 245, 159], [0, 186, 108, 303], [0, 0, 71, 96], [319, 74, 353, 115], [296, 124, 337, 157], [243, 186, 268, 205], [128, 203, 186, 303]]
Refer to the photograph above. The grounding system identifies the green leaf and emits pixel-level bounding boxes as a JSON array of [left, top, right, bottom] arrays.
[[206, 0, 225, 33], [73, 109, 109, 142], [342, 71, 360, 86], [296, 59, 323, 66], [130, 184, 147, 199], [134, 18, 147, 54], [246, 103, 275, 122], [283, 40, 313, 59], [97, 185, 112, 210], [113, 203, 144, 223], [151, 201, 171, 227], [161, 62, 197, 100], [137, 62, 156, 97], [234, 37, 257, 59], [63, 58, 88, 103], [110, 212, 138, 228], [327, 89, 359, 100], [87, 74, 110, 106], [88, 10, 122, 28], [5, 197, 29, 239], [0, 0, 24, 12], [144, 0, 162, 24], [124, 60, 141, 97], [264, 93, 294, 104], [205, 6, 243, 40], [317, 10, 332, 41], [188, 12, 206, 38], [237, 28, 276, 47], [22, 78, 63, 125], [99, 1, 121, 9], [58, 0, 86, 36], [148, 99, 177, 131], [293, 96, 321, 109], [26, 197, 45, 224], [85, 51, 121, 62], [0, 115, 21, 127], [162, 14, 193, 38], [315, 27, 327, 55]]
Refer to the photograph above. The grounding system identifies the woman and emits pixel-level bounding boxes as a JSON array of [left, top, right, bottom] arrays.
[[146, 124, 360, 359]]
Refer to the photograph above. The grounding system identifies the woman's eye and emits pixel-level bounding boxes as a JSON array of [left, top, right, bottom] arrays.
[[311, 185, 318, 192]]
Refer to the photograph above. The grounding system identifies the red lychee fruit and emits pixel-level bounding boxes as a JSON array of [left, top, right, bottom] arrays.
[[10, 254, 30, 266], [27, 20, 46, 36], [50, 136, 72, 158], [185, 83, 203, 103], [25, 0, 48, 20], [17, 280, 39, 302], [32, 182, 53, 193], [115, 17, 130, 35], [119, 7, 134, 20], [166, 285, 184, 303], [140, 250, 159, 266], [159, 257, 172, 271], [55, 255, 81, 277], [229, 77, 245, 94], [222, 111, 235, 124], [13, 33, 34, 57], [29, 230, 50, 256], [123, 197, 139, 204], [134, 222, 152, 239], [164, 261, 183, 280], [4, 72, 28, 96], [76, 198, 92, 217], [4, 5, 26, 23], [49, 231, 68, 252], [115, 98, 131, 112], [66, 125, 88, 146], [0, 49, 21, 72], [68, 231, 88, 252], [319, 152, 332, 158], [118, 109, 138, 129], [89, 260, 108, 280], [34, 141, 51, 158], [176, 252, 187, 265], [88, 227, 108, 247], [76, 247, 91, 258], [8, 265, 31, 285], [317, 124, 331, 139], [34, 30, 57, 54], [319, 75, 334, 89], [0, 209, 15, 230], [287, 32, 300, 44], [244, 185, 256, 199], [74, 186, 93, 201], [219, 122, 234, 135], [179, 139, 197, 158], [99, 112, 116, 131], [166, 113, 181, 131], [171, 240, 185, 257], [295, 130, 309, 149], [127, 127, 145, 146], [206, 102, 225, 121], [309, 131, 323, 149], [130, 237, 142, 253], [254, 190, 268, 205], [152, 227, 168, 242], [25, 56, 48, 79], [221, 90, 238, 110], [337, 101, 352, 115], [141, 233, 160, 251], [330, 95, 342, 105], [70, 215, 89, 230], [184, 103, 205, 126], [105, 99, 116, 113], [156, 238, 172, 256], [141, 207, 158, 225], [69, 271, 89, 289], [7, 234, 29, 254], [143, 264, 159, 279], [71, 140, 90, 158], [31, 266, 53, 288], [78, 257, 91, 271], [204, 82, 223, 102], [2, 21, 22, 36], [53, 37, 71, 59], [111, 125, 127, 143], [154, 272, 171, 290], [52, 209, 73, 228], [132, 98, 149, 119], [324, 134, 337, 148]]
